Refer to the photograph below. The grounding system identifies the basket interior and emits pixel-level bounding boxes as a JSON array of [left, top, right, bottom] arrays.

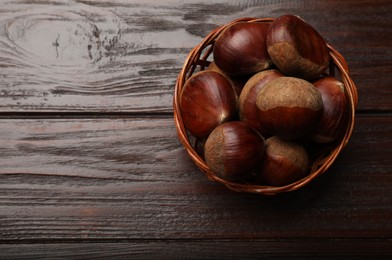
[[173, 18, 358, 195]]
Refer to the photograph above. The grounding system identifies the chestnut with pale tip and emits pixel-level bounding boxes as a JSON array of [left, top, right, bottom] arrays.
[[312, 76, 348, 143], [213, 21, 271, 77], [256, 76, 323, 140], [239, 69, 283, 137], [258, 136, 309, 186], [266, 14, 330, 80], [204, 121, 265, 182], [180, 70, 237, 139]]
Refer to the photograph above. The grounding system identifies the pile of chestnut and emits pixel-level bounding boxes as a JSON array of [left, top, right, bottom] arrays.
[[179, 15, 348, 186]]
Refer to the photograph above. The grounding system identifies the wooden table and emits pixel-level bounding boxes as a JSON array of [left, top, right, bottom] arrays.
[[0, 0, 391, 258]]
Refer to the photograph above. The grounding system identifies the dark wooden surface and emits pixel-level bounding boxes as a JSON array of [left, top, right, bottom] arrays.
[[0, 0, 391, 258]]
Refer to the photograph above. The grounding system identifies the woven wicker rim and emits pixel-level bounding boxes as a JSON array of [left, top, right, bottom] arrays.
[[173, 17, 358, 195]]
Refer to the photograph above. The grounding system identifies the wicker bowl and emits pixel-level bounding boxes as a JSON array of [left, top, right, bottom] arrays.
[[173, 17, 358, 195]]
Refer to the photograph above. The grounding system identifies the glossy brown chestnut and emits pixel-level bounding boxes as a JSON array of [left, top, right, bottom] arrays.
[[239, 69, 283, 136], [213, 22, 271, 77], [256, 77, 323, 140], [207, 61, 248, 97], [258, 136, 309, 186], [180, 70, 237, 139], [204, 121, 265, 182], [312, 76, 348, 143], [266, 14, 330, 80]]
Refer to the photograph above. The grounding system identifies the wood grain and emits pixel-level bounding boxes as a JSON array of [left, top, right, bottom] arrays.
[[0, 0, 391, 258], [0, 115, 391, 242], [0, 117, 189, 180], [0, 0, 391, 113], [1, 240, 391, 259]]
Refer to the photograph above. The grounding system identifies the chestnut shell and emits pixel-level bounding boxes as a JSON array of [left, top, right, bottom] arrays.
[[213, 22, 271, 77], [256, 77, 323, 140], [258, 136, 309, 186], [239, 69, 283, 136], [207, 61, 248, 97], [312, 76, 348, 143], [180, 71, 237, 139], [266, 14, 330, 80], [204, 121, 265, 181]]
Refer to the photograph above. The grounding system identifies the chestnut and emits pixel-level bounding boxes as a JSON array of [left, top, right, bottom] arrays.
[[180, 70, 237, 139], [266, 14, 330, 80], [207, 61, 248, 97], [204, 121, 265, 182], [239, 69, 283, 136], [258, 136, 309, 186], [213, 22, 271, 77], [312, 76, 348, 143], [256, 76, 323, 140]]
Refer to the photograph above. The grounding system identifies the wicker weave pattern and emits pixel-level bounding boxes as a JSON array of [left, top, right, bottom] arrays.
[[173, 18, 358, 195]]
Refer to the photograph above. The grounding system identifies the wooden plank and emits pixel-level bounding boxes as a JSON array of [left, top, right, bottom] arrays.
[[0, 240, 391, 259], [0, 0, 390, 113], [0, 115, 391, 241], [0, 116, 190, 180]]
